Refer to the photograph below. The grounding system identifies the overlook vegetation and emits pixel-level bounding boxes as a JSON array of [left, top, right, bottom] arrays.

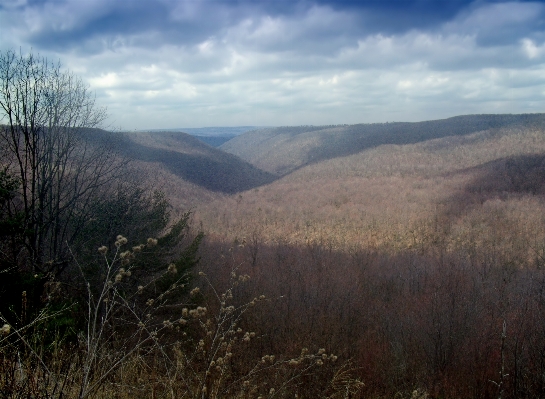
[[2, 48, 545, 399]]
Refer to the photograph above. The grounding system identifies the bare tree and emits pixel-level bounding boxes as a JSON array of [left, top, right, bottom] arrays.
[[0, 49, 124, 276]]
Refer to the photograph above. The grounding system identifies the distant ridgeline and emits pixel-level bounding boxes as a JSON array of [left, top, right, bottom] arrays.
[[142, 126, 266, 147], [220, 114, 545, 176]]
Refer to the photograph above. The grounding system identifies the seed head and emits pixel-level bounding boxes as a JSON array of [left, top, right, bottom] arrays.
[[147, 238, 158, 247], [115, 235, 128, 247], [98, 246, 108, 255], [1, 324, 10, 335]]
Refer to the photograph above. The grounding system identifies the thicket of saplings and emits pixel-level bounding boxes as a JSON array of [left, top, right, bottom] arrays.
[[196, 222, 545, 399]]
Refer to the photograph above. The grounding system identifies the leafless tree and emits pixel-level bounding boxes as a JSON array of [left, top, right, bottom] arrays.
[[0, 49, 125, 276]]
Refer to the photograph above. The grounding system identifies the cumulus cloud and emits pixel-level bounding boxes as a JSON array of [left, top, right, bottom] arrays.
[[1, 0, 544, 129]]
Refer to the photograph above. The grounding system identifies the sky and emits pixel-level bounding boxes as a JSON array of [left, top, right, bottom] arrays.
[[1, 0, 545, 130]]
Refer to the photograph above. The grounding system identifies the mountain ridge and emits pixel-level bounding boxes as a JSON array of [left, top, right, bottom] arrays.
[[221, 113, 545, 176]]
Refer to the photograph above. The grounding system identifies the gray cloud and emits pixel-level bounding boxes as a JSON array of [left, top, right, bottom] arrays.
[[1, 0, 544, 129]]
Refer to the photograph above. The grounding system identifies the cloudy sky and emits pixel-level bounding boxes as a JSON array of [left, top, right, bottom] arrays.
[[1, 0, 544, 130]]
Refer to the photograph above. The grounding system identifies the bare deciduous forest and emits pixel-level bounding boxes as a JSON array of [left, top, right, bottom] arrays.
[[2, 50, 545, 399]]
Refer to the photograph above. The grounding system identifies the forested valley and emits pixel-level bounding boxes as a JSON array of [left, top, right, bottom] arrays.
[[3, 50, 545, 399]]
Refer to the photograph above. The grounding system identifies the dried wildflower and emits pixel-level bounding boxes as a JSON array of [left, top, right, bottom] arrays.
[[137, 285, 144, 294], [269, 388, 275, 395], [167, 263, 177, 274], [178, 318, 187, 326], [115, 235, 128, 247], [316, 359, 324, 366], [146, 299, 154, 306], [289, 359, 300, 366], [98, 246, 108, 255], [182, 308, 188, 317], [318, 348, 326, 355], [198, 339, 205, 347], [120, 251, 131, 259], [115, 274, 123, 283], [198, 271, 205, 276], [259, 295, 265, 300], [1, 324, 10, 335], [137, 322, 145, 328], [163, 320, 173, 329], [132, 245, 143, 252], [190, 287, 200, 296], [243, 332, 251, 342], [147, 237, 158, 247]]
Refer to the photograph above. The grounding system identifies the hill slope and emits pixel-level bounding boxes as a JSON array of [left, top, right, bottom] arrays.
[[221, 114, 545, 175], [121, 131, 275, 194], [199, 117, 545, 259], [75, 128, 276, 211]]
